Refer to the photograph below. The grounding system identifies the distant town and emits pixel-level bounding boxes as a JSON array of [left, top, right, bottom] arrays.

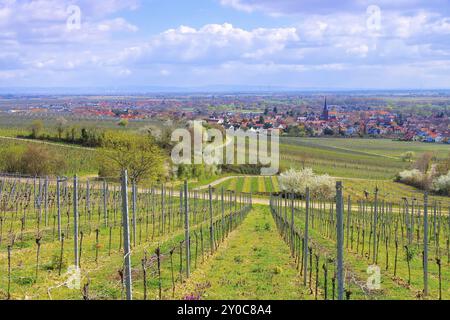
[[1, 92, 449, 143]]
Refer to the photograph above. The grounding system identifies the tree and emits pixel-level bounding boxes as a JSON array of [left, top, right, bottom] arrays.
[[258, 115, 265, 124], [323, 127, 334, 136], [287, 125, 305, 137], [118, 119, 129, 127], [401, 151, 415, 163], [99, 131, 166, 183], [1, 145, 67, 176], [436, 153, 450, 176], [414, 152, 434, 173], [279, 168, 336, 199], [56, 117, 68, 140], [30, 120, 44, 139]]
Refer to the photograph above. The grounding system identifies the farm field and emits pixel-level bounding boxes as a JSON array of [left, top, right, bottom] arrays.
[[208, 175, 450, 206], [212, 176, 281, 196], [0, 175, 252, 300], [0, 130, 449, 300], [341, 178, 450, 206], [280, 137, 450, 180], [176, 206, 310, 300], [0, 114, 164, 137], [0, 173, 449, 300], [271, 192, 450, 300]]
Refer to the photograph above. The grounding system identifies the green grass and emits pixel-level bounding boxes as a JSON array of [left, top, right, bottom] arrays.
[[177, 206, 309, 300], [0, 138, 99, 176], [280, 137, 450, 180], [284, 199, 450, 300], [235, 178, 245, 193], [214, 176, 281, 196], [241, 177, 252, 193], [0, 183, 244, 300], [342, 178, 450, 206]]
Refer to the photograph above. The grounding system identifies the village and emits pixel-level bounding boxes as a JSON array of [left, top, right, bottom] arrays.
[[207, 98, 450, 143], [2, 94, 450, 143]]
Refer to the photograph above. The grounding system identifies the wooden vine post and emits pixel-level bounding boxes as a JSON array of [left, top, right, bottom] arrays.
[[121, 170, 133, 300], [73, 176, 79, 269], [303, 187, 310, 286], [336, 182, 345, 301], [184, 181, 190, 278], [423, 192, 429, 297]]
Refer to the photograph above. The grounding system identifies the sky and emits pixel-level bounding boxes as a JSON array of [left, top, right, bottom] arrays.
[[1, 0, 450, 90]]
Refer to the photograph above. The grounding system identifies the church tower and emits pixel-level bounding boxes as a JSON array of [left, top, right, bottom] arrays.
[[321, 97, 329, 121]]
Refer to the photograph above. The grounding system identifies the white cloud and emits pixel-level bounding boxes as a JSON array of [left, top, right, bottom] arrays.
[[114, 23, 300, 65], [220, 0, 447, 15], [1, 0, 450, 89], [0, 0, 139, 44], [97, 18, 139, 33]]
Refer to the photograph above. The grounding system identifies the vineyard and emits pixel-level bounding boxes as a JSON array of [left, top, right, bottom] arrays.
[[0, 171, 448, 300], [280, 137, 450, 180], [0, 173, 252, 300], [213, 176, 281, 197], [209, 175, 450, 206], [270, 187, 450, 300]]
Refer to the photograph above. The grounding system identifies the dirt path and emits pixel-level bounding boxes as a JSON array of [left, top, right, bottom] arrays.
[[176, 206, 310, 300]]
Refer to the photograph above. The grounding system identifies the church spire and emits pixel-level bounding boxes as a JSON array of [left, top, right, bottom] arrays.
[[321, 96, 329, 121]]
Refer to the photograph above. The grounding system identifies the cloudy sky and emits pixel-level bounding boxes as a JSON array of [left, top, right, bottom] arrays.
[[1, 0, 450, 90]]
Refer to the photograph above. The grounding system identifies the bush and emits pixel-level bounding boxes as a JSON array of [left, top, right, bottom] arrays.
[[401, 151, 415, 162], [118, 119, 129, 127], [432, 171, 450, 195], [1, 145, 24, 173], [99, 131, 166, 183], [279, 168, 336, 199], [30, 120, 44, 139], [397, 169, 425, 187], [20, 145, 67, 176], [0, 144, 67, 176], [396, 169, 434, 190]]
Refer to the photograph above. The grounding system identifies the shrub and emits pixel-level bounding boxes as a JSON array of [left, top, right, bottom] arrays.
[[19, 145, 67, 176], [30, 120, 44, 139], [401, 151, 415, 162], [99, 131, 166, 183], [1, 145, 24, 173], [279, 168, 336, 199], [118, 119, 129, 127], [397, 169, 424, 187], [0, 144, 67, 176], [396, 168, 435, 190], [432, 171, 450, 196]]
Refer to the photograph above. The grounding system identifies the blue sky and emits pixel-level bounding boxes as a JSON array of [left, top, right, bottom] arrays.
[[1, 0, 450, 90]]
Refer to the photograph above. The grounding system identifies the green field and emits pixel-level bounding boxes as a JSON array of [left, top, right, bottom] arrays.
[[271, 195, 450, 300], [0, 137, 99, 176], [209, 175, 450, 208], [280, 137, 450, 180], [1, 122, 450, 301], [176, 206, 309, 300], [0, 178, 252, 300], [213, 176, 281, 195]]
